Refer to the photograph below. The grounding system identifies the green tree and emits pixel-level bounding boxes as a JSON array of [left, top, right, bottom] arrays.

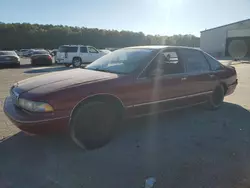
[[0, 22, 200, 50]]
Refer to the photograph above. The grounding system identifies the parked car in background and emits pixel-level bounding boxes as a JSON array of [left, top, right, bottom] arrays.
[[99, 49, 111, 54], [0, 51, 20, 67], [3, 46, 238, 149], [22, 49, 35, 57], [51, 49, 58, 57], [106, 47, 120, 52], [19, 49, 29, 57], [30, 50, 53, 66], [56, 45, 110, 67], [15, 50, 21, 56]]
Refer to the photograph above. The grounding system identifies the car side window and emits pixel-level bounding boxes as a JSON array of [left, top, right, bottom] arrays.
[[203, 52, 223, 71], [66, 47, 78, 53], [88, 47, 98, 53], [179, 49, 210, 73], [80, 47, 87, 53], [145, 50, 184, 77]]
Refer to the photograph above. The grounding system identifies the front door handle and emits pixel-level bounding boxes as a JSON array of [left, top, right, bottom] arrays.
[[181, 77, 187, 81], [209, 74, 215, 78]]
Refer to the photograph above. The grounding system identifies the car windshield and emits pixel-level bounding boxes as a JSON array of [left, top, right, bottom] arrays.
[[0, 51, 16, 56], [86, 48, 156, 74]]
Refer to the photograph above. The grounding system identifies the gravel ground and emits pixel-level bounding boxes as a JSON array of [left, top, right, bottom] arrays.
[[0, 59, 250, 188]]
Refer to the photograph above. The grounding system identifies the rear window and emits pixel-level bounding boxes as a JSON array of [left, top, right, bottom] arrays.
[[0, 51, 17, 56], [32, 50, 49, 55], [59, 46, 78, 53]]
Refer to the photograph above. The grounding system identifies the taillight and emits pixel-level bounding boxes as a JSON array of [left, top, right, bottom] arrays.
[[48, 55, 52, 60]]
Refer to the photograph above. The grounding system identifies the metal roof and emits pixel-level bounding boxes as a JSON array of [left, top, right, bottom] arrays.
[[201, 18, 250, 33]]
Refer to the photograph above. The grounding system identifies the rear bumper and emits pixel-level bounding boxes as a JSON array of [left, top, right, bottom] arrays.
[[3, 96, 69, 135], [0, 61, 20, 65], [31, 59, 52, 65]]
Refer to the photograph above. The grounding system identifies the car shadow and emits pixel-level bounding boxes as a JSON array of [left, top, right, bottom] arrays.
[[226, 60, 250, 66], [24, 66, 74, 74], [1, 102, 250, 188]]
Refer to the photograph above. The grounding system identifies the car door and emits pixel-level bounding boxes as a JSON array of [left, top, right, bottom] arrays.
[[87, 46, 100, 62], [79, 46, 89, 63], [177, 49, 218, 104], [127, 49, 190, 117]]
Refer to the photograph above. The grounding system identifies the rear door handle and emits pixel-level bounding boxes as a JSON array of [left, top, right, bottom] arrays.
[[209, 74, 215, 78]]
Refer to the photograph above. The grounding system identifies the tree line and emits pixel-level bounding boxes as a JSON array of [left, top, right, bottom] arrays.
[[0, 22, 200, 50]]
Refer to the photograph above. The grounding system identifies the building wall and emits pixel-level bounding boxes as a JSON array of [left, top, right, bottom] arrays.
[[200, 20, 250, 57]]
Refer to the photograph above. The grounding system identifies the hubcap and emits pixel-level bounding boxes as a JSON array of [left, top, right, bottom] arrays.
[[74, 60, 81, 67]]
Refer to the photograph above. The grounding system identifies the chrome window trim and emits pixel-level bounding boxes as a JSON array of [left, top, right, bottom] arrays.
[[126, 91, 212, 108], [137, 48, 167, 79]]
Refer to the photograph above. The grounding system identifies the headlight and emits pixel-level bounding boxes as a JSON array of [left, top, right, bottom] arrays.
[[18, 98, 54, 112]]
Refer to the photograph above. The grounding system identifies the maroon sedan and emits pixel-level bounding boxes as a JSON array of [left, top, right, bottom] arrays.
[[4, 46, 237, 149]]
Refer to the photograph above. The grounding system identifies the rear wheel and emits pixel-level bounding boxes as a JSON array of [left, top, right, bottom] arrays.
[[70, 101, 118, 150], [72, 57, 82, 68], [207, 85, 225, 110]]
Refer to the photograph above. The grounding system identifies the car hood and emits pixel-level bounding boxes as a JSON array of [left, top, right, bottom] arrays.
[[99, 50, 111, 54], [15, 68, 118, 95]]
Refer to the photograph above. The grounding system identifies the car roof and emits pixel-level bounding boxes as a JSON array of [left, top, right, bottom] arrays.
[[126, 45, 201, 51], [60, 45, 87, 47]]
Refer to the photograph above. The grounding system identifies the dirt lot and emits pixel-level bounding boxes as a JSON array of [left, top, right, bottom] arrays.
[[0, 59, 250, 188]]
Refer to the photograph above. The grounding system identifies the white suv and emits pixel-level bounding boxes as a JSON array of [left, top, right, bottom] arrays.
[[56, 45, 110, 67]]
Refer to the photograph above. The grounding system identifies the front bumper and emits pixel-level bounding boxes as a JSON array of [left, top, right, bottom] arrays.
[[3, 96, 69, 134], [225, 80, 238, 96], [31, 59, 52, 65]]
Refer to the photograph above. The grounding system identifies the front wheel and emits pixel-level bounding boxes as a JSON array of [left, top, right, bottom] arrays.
[[64, 64, 71, 67], [70, 102, 118, 150], [206, 85, 225, 110]]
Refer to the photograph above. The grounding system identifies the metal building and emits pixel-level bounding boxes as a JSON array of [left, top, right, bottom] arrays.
[[200, 19, 250, 58]]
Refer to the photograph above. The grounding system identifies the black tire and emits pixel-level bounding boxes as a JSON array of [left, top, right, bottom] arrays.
[[206, 85, 225, 110], [70, 101, 118, 150], [64, 64, 71, 67], [72, 57, 82, 68], [13, 63, 20, 68]]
